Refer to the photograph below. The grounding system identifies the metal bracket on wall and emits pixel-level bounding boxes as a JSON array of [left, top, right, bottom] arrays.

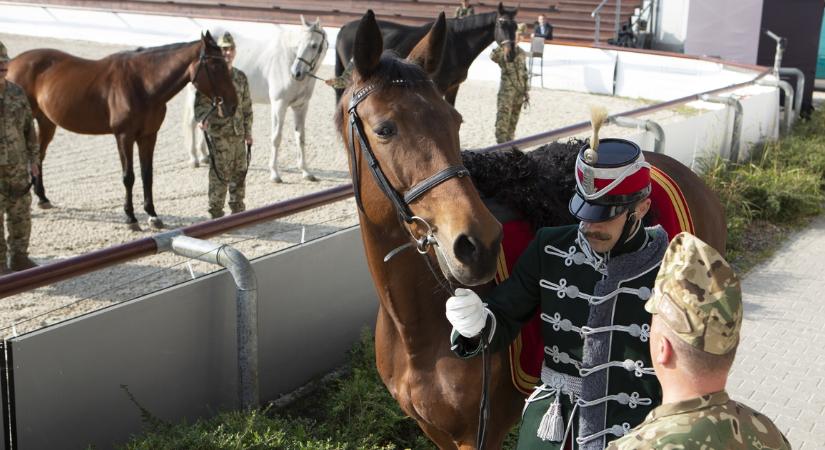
[[608, 116, 666, 154], [700, 94, 744, 163], [757, 78, 795, 134]]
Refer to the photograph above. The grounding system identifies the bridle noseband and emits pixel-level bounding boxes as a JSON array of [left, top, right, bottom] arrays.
[[346, 79, 470, 250]]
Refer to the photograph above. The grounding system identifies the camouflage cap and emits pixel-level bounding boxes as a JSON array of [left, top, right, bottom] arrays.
[[645, 232, 742, 355], [0, 41, 9, 62], [217, 32, 235, 49]]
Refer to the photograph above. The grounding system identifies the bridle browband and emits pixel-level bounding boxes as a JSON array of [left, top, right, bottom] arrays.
[[346, 79, 470, 226]]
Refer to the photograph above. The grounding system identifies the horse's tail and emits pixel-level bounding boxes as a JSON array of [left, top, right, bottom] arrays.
[[334, 45, 345, 105]]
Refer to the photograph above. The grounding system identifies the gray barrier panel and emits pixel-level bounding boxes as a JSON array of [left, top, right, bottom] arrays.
[[8, 226, 378, 450]]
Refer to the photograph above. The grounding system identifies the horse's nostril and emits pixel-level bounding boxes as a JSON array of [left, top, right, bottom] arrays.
[[453, 234, 480, 265]]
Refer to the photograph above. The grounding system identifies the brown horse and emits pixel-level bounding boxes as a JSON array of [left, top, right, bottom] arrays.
[[8, 32, 238, 229], [339, 11, 727, 450]]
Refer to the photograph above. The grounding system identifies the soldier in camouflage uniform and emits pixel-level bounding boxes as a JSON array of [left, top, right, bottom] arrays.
[[608, 232, 791, 450], [195, 32, 253, 219], [491, 43, 529, 143], [455, 0, 475, 18], [0, 41, 39, 274]]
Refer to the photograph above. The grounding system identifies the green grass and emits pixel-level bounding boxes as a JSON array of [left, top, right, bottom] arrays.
[[124, 110, 825, 450], [121, 329, 433, 450], [700, 109, 825, 270]]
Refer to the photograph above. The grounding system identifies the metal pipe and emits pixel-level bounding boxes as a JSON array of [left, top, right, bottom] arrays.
[[764, 30, 786, 76], [609, 116, 665, 153], [592, 0, 610, 44], [758, 79, 794, 134], [700, 94, 744, 162], [0, 184, 353, 299], [170, 236, 259, 411], [474, 68, 770, 154], [778, 67, 805, 118]]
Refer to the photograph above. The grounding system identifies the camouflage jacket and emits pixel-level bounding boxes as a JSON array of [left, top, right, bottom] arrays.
[[194, 67, 253, 138], [455, 6, 475, 18], [0, 81, 38, 166], [607, 391, 792, 450], [490, 45, 529, 97]]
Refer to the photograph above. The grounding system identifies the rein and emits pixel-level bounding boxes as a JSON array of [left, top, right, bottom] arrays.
[[346, 79, 492, 449]]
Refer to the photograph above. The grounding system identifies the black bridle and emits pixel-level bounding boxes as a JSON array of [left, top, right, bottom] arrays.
[[192, 44, 228, 108], [346, 80, 469, 227], [346, 80, 492, 450], [295, 27, 327, 79]]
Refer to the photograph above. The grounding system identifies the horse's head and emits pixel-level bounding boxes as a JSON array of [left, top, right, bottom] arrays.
[[495, 2, 519, 62], [337, 10, 502, 286], [191, 31, 238, 117], [291, 16, 328, 81]]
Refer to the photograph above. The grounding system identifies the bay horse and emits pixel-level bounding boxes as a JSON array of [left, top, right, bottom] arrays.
[[334, 2, 518, 105], [183, 17, 329, 182], [340, 11, 726, 450], [8, 32, 238, 230]]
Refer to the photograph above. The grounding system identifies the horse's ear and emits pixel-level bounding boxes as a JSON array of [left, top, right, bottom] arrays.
[[315, 17, 321, 27], [300, 14, 307, 27], [353, 10, 383, 79], [406, 12, 446, 75], [498, 2, 505, 15]]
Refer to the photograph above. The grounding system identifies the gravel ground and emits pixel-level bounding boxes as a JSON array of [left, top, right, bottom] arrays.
[[0, 32, 686, 337]]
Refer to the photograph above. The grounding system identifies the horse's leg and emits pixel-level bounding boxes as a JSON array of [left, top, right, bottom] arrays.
[[444, 85, 460, 107], [116, 133, 140, 231], [268, 98, 288, 183], [33, 115, 56, 209], [290, 104, 317, 182], [136, 133, 163, 229], [182, 94, 200, 168], [415, 421, 460, 450]]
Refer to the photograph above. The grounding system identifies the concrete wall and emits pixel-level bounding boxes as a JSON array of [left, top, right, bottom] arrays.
[[4, 227, 378, 450]]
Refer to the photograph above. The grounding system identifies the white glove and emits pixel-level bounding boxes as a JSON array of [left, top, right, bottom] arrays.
[[446, 288, 487, 338]]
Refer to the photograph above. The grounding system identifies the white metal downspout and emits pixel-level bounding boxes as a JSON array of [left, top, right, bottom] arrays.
[[154, 231, 259, 411], [757, 79, 795, 134], [700, 95, 743, 162], [609, 116, 665, 154]]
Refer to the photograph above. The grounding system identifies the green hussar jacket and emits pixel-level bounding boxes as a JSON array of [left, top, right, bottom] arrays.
[[452, 224, 668, 450]]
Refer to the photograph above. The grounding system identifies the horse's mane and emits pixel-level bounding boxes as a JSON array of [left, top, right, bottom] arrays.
[[132, 40, 197, 54], [461, 140, 584, 229], [448, 11, 498, 33], [334, 53, 433, 130]]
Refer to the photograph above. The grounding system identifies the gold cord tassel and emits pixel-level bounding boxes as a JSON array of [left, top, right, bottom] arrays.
[[585, 105, 609, 164]]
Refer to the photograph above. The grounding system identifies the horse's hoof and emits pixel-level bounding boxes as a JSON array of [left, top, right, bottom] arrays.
[[126, 221, 141, 232], [303, 173, 319, 182], [37, 201, 53, 210], [271, 175, 283, 184], [148, 217, 164, 229], [199, 156, 210, 165], [190, 160, 200, 169]]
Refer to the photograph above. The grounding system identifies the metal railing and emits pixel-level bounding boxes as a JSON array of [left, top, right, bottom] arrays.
[[0, 60, 778, 302], [592, 0, 623, 44]]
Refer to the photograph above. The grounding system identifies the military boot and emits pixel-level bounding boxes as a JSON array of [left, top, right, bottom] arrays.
[[9, 254, 38, 271]]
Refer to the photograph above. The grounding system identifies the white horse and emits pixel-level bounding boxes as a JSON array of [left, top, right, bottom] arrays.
[[183, 16, 328, 182]]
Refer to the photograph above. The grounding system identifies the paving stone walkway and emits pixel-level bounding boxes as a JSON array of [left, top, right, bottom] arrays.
[[728, 215, 825, 450]]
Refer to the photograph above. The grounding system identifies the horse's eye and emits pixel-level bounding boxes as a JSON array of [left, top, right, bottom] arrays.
[[311, 43, 318, 49], [374, 122, 397, 139]]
